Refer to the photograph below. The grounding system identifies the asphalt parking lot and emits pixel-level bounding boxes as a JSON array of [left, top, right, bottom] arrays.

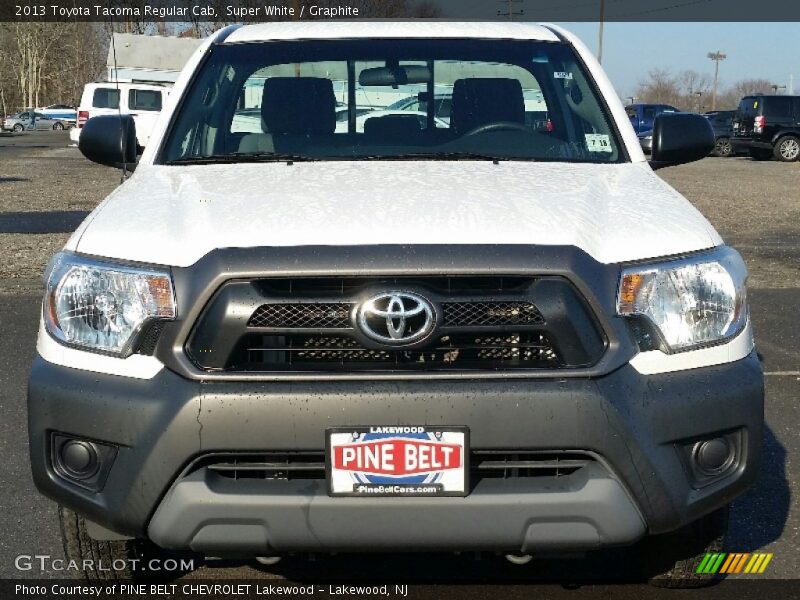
[[1, 130, 798, 597]]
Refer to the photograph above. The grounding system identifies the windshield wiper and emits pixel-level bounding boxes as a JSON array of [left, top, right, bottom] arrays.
[[165, 152, 317, 165], [363, 152, 518, 162]]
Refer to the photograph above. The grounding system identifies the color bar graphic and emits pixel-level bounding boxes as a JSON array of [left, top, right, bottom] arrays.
[[697, 552, 774, 574]]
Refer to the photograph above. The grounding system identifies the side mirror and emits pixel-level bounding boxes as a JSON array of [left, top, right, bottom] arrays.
[[649, 113, 714, 170], [79, 115, 137, 170]]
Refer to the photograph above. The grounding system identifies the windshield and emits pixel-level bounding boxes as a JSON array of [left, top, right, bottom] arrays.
[[161, 39, 623, 164]]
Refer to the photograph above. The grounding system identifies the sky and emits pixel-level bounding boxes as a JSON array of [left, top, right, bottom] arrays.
[[427, 0, 798, 96], [557, 22, 799, 97]]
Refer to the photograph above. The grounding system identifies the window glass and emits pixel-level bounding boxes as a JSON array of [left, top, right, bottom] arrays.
[[128, 89, 162, 111], [92, 88, 120, 109], [763, 96, 792, 117], [737, 97, 759, 117]]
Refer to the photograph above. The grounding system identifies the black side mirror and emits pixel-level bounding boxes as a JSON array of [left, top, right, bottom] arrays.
[[649, 113, 714, 170], [79, 115, 137, 170]]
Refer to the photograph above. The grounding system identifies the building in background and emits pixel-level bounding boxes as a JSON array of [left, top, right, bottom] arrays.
[[106, 33, 203, 84]]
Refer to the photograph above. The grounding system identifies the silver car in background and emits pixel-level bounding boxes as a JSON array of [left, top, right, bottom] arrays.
[[1, 110, 72, 132]]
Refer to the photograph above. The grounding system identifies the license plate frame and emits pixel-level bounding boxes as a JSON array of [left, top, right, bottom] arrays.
[[326, 426, 469, 498]]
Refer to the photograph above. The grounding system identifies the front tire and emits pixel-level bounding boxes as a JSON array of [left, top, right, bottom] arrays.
[[643, 506, 729, 588], [13, 124, 23, 132], [774, 135, 800, 162], [53, 122, 64, 131], [713, 137, 733, 157], [59, 505, 189, 581]]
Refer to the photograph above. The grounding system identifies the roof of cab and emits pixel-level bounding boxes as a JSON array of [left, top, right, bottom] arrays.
[[223, 21, 561, 44]]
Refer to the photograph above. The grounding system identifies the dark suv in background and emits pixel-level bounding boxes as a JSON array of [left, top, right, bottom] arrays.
[[732, 95, 800, 161], [703, 110, 738, 157]]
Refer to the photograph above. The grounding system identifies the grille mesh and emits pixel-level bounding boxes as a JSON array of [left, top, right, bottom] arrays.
[[248, 301, 545, 329], [295, 336, 391, 362], [442, 301, 544, 326], [244, 333, 559, 370], [248, 303, 352, 328]]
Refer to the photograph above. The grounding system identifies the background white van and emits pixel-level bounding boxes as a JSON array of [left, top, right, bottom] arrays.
[[70, 82, 170, 148]]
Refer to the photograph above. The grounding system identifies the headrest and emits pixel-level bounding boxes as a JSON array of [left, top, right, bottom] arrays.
[[363, 114, 424, 142], [261, 77, 336, 135], [450, 78, 525, 134]]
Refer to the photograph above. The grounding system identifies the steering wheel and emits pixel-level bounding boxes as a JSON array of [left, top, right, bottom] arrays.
[[461, 121, 530, 137]]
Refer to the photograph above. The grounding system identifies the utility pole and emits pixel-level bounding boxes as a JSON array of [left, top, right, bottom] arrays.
[[707, 51, 726, 112], [497, 0, 524, 21], [598, 0, 605, 64]]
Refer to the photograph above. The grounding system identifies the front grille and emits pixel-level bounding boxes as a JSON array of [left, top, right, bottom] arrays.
[[202, 451, 593, 482], [442, 302, 544, 326], [248, 303, 351, 328], [242, 333, 559, 371], [186, 276, 606, 374], [206, 452, 325, 480]]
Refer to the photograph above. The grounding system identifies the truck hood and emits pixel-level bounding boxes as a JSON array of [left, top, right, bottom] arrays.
[[71, 161, 721, 267]]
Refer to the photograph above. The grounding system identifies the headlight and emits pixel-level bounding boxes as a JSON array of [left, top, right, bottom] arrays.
[[617, 247, 747, 353], [43, 252, 176, 356]]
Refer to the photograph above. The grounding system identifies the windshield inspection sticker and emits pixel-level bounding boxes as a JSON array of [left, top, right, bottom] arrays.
[[554, 71, 573, 80], [585, 134, 613, 153]]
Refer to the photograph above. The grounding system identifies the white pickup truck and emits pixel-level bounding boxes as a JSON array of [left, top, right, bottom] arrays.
[[29, 22, 762, 587]]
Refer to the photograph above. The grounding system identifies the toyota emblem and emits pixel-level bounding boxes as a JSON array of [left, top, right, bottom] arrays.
[[356, 292, 435, 345]]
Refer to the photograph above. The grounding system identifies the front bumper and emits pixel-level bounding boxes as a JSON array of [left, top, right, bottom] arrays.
[[28, 350, 763, 553]]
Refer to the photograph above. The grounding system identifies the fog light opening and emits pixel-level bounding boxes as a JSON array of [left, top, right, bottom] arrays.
[[692, 438, 734, 475], [58, 440, 100, 479]]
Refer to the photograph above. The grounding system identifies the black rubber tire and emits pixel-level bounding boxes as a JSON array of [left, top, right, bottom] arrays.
[[642, 505, 729, 588], [59, 505, 189, 581], [773, 135, 800, 162], [713, 137, 733, 157], [53, 122, 64, 131], [13, 123, 23, 132], [748, 148, 772, 161]]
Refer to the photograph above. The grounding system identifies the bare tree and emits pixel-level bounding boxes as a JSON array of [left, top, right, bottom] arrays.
[[679, 70, 710, 111], [635, 69, 682, 108], [730, 78, 775, 97], [0, 21, 107, 113], [7, 23, 62, 108]]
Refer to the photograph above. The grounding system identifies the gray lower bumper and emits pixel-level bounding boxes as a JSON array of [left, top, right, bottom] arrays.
[[148, 462, 644, 553], [28, 351, 763, 551]]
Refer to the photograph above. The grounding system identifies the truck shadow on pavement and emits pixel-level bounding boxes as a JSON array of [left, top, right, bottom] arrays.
[[727, 424, 790, 552], [0, 210, 89, 233]]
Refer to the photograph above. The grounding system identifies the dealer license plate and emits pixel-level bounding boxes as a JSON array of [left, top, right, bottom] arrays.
[[326, 426, 468, 497]]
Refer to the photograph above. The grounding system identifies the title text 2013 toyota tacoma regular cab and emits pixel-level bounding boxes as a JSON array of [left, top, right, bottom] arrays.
[[28, 22, 763, 587]]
